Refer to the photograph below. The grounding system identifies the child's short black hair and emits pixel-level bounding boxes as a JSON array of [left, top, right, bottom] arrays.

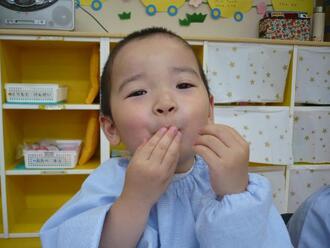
[[100, 27, 210, 118]]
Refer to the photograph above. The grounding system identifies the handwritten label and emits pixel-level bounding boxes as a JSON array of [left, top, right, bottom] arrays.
[[272, 0, 313, 16]]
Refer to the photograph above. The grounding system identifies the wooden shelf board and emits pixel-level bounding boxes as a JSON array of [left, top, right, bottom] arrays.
[[3, 104, 100, 110], [6, 157, 99, 175]]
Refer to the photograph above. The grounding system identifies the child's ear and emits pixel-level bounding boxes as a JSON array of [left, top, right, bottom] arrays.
[[208, 95, 215, 124], [99, 115, 121, 146]]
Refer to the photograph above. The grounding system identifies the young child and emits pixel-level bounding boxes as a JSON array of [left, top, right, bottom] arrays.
[[287, 186, 330, 247], [40, 27, 292, 248]]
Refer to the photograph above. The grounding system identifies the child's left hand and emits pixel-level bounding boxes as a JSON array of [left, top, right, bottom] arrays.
[[193, 124, 249, 198]]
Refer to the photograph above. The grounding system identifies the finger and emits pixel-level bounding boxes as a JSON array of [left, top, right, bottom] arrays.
[[138, 127, 168, 159], [161, 130, 181, 172], [194, 134, 228, 158], [225, 125, 249, 147], [193, 144, 220, 171], [149, 126, 178, 163], [199, 124, 242, 148]]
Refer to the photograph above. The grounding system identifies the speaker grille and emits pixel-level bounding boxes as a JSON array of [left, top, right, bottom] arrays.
[[52, 5, 72, 27]]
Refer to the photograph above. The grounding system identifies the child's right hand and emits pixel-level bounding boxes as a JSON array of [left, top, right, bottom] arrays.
[[119, 126, 182, 209]]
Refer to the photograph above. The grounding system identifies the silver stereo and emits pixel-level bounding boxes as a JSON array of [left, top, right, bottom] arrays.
[[0, 0, 74, 30]]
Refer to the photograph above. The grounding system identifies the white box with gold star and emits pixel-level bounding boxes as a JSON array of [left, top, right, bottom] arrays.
[[293, 108, 330, 163], [288, 166, 330, 212], [295, 47, 330, 104], [205, 42, 292, 103], [214, 106, 292, 165]]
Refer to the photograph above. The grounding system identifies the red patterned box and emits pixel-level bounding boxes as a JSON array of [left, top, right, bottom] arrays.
[[259, 18, 311, 41]]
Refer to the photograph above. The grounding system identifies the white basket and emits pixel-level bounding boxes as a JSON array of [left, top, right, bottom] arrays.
[[24, 140, 82, 169], [5, 83, 68, 104]]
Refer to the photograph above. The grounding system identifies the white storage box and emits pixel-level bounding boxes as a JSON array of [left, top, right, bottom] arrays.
[[214, 106, 292, 165], [23, 140, 82, 169], [293, 108, 330, 163], [288, 166, 330, 212], [205, 42, 292, 103], [5, 83, 68, 104], [295, 47, 330, 104]]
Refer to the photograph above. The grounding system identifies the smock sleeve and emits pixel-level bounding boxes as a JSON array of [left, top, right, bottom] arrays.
[[40, 159, 127, 248], [195, 173, 293, 248]]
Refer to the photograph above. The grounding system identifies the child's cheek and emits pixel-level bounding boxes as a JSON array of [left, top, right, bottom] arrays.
[[120, 118, 151, 153]]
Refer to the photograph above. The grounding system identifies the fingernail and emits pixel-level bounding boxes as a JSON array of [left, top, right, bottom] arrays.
[[169, 126, 178, 134], [159, 127, 167, 133]]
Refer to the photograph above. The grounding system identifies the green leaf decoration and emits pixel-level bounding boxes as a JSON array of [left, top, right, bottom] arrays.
[[179, 18, 191, 26], [186, 13, 207, 23], [118, 12, 131, 20]]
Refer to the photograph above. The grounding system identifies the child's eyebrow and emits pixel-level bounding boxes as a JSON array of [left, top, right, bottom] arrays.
[[118, 73, 145, 93], [171, 66, 199, 77]]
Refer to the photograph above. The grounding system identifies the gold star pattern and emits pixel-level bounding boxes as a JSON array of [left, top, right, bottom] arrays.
[[250, 79, 255, 85], [243, 125, 249, 130], [265, 142, 271, 148], [232, 47, 237, 52], [299, 56, 304, 61], [266, 72, 271, 77], [275, 93, 280, 100], [310, 77, 315, 82], [249, 63, 254, 67], [283, 65, 288, 70], [322, 128, 327, 134], [294, 116, 299, 122], [304, 135, 310, 141], [236, 75, 240, 79], [229, 62, 235, 68]]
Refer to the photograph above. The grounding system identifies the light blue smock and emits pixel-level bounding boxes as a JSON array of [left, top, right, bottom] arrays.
[[40, 156, 292, 248], [287, 186, 330, 248]]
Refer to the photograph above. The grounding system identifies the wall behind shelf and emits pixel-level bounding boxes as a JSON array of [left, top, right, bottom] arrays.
[[74, 0, 272, 38]]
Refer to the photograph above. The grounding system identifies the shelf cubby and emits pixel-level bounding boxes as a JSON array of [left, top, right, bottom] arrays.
[[0, 40, 100, 105], [6, 174, 87, 234], [3, 109, 100, 171]]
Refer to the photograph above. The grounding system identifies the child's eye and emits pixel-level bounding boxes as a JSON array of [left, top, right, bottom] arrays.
[[127, 90, 147, 98], [177, 82, 194, 89]]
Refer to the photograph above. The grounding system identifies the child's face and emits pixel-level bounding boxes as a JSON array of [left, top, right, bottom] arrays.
[[104, 35, 213, 170]]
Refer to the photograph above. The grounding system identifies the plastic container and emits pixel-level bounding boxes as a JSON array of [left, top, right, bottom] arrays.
[[5, 83, 68, 104], [23, 140, 82, 169], [312, 6, 325, 41]]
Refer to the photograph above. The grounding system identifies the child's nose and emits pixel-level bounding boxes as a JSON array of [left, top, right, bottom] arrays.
[[153, 97, 177, 115]]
